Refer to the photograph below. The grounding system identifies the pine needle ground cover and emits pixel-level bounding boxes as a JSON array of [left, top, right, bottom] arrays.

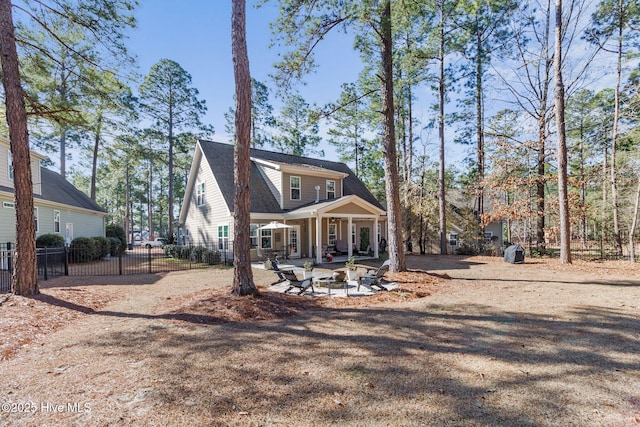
[[0, 256, 638, 426]]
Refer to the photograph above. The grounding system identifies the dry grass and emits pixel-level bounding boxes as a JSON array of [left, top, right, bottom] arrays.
[[0, 255, 639, 426]]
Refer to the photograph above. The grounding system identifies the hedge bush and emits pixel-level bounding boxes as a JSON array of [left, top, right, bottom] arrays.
[[190, 246, 207, 262], [106, 224, 127, 248], [91, 236, 111, 259], [202, 249, 221, 265], [108, 237, 124, 256], [162, 244, 222, 265], [70, 237, 97, 263], [36, 233, 65, 248]]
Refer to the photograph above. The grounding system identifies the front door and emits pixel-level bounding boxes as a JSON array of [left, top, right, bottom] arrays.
[[288, 225, 301, 258]]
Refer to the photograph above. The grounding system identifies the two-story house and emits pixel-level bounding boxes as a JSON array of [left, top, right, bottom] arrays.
[[179, 139, 387, 263], [0, 136, 107, 244]]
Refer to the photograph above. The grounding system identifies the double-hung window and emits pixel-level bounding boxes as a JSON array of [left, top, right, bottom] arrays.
[[218, 225, 229, 250], [250, 224, 259, 249], [54, 210, 61, 233], [34, 207, 39, 232], [326, 180, 336, 199], [196, 182, 205, 206], [290, 176, 301, 200], [261, 228, 272, 249]]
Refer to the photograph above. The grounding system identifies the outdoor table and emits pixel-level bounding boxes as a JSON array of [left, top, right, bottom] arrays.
[[313, 276, 348, 296]]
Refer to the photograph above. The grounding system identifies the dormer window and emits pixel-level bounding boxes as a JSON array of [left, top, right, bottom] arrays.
[[290, 176, 301, 200], [326, 180, 335, 199]]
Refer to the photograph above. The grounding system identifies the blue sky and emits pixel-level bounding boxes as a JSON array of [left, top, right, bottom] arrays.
[[127, 1, 363, 146], [124, 1, 476, 169]]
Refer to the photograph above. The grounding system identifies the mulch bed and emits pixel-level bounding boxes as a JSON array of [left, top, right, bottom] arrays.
[[0, 287, 116, 361]]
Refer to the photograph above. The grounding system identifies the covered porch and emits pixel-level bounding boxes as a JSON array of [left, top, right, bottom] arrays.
[[286, 195, 387, 264]]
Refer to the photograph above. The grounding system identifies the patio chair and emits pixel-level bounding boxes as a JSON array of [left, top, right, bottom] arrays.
[[335, 239, 348, 255], [358, 245, 372, 256], [357, 259, 390, 292], [282, 270, 315, 295], [271, 258, 292, 285]]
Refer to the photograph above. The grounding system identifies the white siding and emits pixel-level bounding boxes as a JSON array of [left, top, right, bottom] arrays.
[[63, 210, 105, 239], [0, 140, 42, 195], [0, 198, 105, 243], [258, 164, 282, 208], [183, 160, 233, 246], [36, 205, 104, 239], [0, 149, 11, 188], [0, 197, 16, 243], [31, 159, 41, 195]]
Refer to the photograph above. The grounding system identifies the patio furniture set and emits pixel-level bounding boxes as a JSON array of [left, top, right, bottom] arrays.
[[271, 258, 391, 296]]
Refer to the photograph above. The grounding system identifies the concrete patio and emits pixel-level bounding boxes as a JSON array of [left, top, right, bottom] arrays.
[[252, 260, 396, 297]]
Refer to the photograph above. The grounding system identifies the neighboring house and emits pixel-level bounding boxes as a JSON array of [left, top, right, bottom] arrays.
[[445, 189, 504, 254], [179, 139, 387, 263], [0, 136, 107, 244]]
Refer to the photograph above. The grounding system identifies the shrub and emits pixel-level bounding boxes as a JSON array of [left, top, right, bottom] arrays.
[[455, 242, 478, 256], [36, 233, 65, 248], [106, 224, 127, 248], [108, 237, 123, 256], [163, 244, 177, 257], [70, 237, 97, 263], [202, 249, 221, 265], [91, 236, 110, 259], [178, 245, 193, 260], [190, 246, 207, 262]]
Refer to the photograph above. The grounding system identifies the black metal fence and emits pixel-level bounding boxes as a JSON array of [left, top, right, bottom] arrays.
[[0, 242, 234, 293]]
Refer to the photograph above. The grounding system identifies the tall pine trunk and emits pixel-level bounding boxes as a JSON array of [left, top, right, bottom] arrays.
[[90, 112, 103, 200], [536, 0, 552, 251], [231, 0, 257, 295], [475, 22, 485, 229], [629, 178, 640, 263], [380, 0, 405, 273], [0, 0, 38, 294], [438, 13, 447, 255], [611, 0, 624, 256], [554, 0, 572, 264], [168, 118, 174, 241], [536, 114, 547, 249]]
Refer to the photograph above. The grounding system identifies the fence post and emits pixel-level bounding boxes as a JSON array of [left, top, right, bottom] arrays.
[[64, 245, 69, 276], [7, 242, 13, 276], [148, 246, 152, 274], [119, 246, 123, 275], [43, 247, 48, 281]]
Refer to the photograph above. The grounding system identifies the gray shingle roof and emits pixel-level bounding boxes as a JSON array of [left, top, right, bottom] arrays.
[[0, 168, 106, 212], [198, 139, 384, 213], [38, 168, 106, 212]]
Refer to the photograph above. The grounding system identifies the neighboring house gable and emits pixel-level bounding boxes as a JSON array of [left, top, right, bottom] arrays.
[[445, 189, 504, 253], [0, 136, 107, 243]]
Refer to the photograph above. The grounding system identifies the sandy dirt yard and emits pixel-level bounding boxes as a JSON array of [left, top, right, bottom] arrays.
[[0, 255, 638, 426]]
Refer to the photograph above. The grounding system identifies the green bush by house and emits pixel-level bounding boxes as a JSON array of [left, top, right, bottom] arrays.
[[36, 233, 65, 248]]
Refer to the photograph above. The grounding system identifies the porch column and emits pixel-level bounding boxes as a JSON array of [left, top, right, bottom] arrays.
[[374, 217, 379, 258], [347, 216, 353, 258], [315, 216, 322, 264], [307, 217, 313, 259]]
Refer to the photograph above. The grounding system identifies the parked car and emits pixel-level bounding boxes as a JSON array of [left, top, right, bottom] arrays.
[[141, 238, 166, 249]]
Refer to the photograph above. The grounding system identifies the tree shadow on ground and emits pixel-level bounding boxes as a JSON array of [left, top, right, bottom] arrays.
[[75, 301, 639, 425]]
